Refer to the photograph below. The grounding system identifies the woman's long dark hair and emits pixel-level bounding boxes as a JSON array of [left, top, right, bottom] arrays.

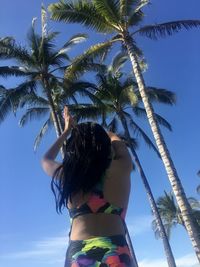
[[51, 122, 112, 213]]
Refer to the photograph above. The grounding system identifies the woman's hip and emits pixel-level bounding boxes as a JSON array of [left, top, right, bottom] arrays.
[[64, 234, 133, 267]]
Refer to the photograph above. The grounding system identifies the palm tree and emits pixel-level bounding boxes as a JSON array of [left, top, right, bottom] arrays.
[[152, 192, 200, 239], [49, 0, 200, 260], [92, 53, 177, 266], [0, 7, 97, 156]]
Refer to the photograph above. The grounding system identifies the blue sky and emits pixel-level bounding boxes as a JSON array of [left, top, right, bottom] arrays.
[[0, 0, 200, 267]]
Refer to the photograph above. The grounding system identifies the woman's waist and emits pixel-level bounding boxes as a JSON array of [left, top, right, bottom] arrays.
[[68, 234, 128, 247], [70, 213, 126, 241]]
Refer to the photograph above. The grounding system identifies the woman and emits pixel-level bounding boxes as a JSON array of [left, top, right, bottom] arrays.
[[41, 106, 133, 267]]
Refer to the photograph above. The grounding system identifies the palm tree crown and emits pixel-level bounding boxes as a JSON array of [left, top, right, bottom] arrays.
[[152, 191, 200, 238]]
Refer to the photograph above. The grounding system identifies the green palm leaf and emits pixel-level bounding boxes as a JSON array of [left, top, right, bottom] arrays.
[[118, 132, 138, 150], [63, 33, 88, 49], [34, 117, 53, 151], [136, 87, 176, 105], [0, 82, 36, 122], [136, 20, 200, 40], [19, 92, 48, 109], [0, 38, 33, 65], [119, 0, 134, 18], [124, 111, 160, 157], [0, 66, 29, 77], [110, 51, 128, 74], [119, 85, 138, 106], [27, 24, 40, 61], [49, 0, 113, 33], [188, 198, 200, 210], [19, 107, 49, 127], [133, 107, 172, 131], [68, 104, 103, 121], [0, 87, 17, 122], [107, 116, 119, 132], [93, 0, 121, 29], [65, 41, 112, 80], [153, 192, 200, 239]]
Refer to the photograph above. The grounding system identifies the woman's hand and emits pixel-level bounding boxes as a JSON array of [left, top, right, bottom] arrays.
[[107, 131, 121, 141], [63, 106, 76, 133]]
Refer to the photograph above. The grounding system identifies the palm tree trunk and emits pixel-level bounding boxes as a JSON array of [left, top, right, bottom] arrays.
[[123, 221, 139, 267], [122, 32, 200, 262], [43, 78, 65, 158], [119, 112, 177, 267]]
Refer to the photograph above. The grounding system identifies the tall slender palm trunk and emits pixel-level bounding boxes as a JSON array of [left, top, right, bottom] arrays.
[[123, 32, 200, 262], [119, 112, 177, 267], [43, 78, 65, 158]]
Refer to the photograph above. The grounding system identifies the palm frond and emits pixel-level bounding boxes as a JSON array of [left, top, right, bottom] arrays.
[[19, 91, 48, 108], [34, 117, 53, 151], [188, 197, 200, 210], [49, 0, 114, 33], [46, 31, 60, 42], [120, 85, 138, 106], [0, 38, 32, 64], [62, 81, 103, 106], [0, 37, 15, 59], [62, 33, 88, 50], [108, 116, 119, 132], [38, 37, 58, 66], [128, 8, 144, 27], [49, 51, 70, 68], [110, 51, 128, 74], [41, 4, 48, 38], [27, 23, 40, 61], [16, 80, 37, 94], [65, 41, 112, 80], [121, 38, 143, 57], [0, 66, 28, 78], [124, 111, 160, 157], [118, 131, 138, 150], [134, 0, 150, 13], [133, 106, 172, 131], [0, 84, 6, 92], [119, 0, 134, 18], [93, 0, 121, 29], [0, 37, 14, 46], [136, 20, 200, 40], [152, 218, 172, 239], [137, 87, 176, 105], [61, 80, 97, 97], [19, 107, 49, 127], [95, 86, 115, 104], [153, 113, 172, 131], [68, 103, 102, 121], [0, 87, 17, 122], [0, 82, 36, 122]]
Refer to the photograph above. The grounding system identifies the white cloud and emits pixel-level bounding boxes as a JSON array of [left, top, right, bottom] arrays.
[[139, 258, 168, 267], [138, 253, 199, 267], [176, 253, 199, 267], [126, 215, 153, 236], [0, 231, 69, 264]]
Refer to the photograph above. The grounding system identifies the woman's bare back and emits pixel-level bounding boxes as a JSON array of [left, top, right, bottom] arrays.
[[68, 150, 132, 240]]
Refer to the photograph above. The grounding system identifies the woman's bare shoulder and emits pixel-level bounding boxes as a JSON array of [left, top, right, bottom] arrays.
[[102, 159, 132, 208]]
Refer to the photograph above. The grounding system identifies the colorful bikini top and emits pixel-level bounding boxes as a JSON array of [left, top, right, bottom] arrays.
[[68, 183, 127, 221]]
